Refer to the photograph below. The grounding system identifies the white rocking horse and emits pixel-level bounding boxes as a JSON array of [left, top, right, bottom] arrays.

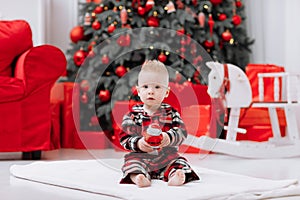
[[186, 61, 300, 158]]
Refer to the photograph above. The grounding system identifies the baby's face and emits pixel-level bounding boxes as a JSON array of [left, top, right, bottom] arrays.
[[137, 71, 169, 107]]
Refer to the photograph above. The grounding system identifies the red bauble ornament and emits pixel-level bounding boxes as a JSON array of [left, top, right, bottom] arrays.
[[92, 20, 101, 30], [192, 0, 198, 6], [210, 0, 223, 5], [73, 49, 86, 66], [117, 34, 131, 46], [117, 35, 125, 46], [88, 41, 96, 51], [203, 40, 215, 48], [218, 13, 227, 21], [221, 30, 232, 42], [115, 65, 127, 77], [236, 0, 242, 8], [158, 53, 167, 63], [87, 49, 95, 58], [94, 6, 103, 14], [137, 6, 146, 16], [124, 34, 131, 46], [90, 115, 99, 126], [70, 26, 84, 43], [102, 54, 110, 64], [107, 24, 116, 33], [145, 0, 154, 12], [232, 14, 242, 26], [180, 39, 187, 46], [193, 55, 203, 65], [80, 80, 90, 92], [147, 16, 159, 27], [99, 90, 111, 102], [81, 93, 88, 103], [176, 0, 185, 9], [175, 71, 182, 82]]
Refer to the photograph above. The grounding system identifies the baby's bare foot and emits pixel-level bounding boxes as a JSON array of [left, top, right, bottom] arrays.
[[168, 169, 186, 186], [131, 174, 151, 187]]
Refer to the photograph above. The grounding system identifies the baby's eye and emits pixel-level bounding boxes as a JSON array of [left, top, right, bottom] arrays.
[[142, 85, 148, 89], [155, 85, 161, 89]]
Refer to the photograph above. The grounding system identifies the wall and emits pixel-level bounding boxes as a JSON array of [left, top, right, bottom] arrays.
[[0, 0, 77, 52], [44, 0, 78, 53], [0, 0, 47, 46], [245, 0, 300, 73]]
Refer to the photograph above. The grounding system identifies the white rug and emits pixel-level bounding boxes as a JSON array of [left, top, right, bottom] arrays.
[[9, 159, 300, 200]]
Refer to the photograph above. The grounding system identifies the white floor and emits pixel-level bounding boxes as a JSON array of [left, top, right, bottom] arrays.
[[1, 148, 300, 200]]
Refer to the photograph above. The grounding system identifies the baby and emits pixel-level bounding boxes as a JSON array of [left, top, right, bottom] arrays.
[[119, 60, 199, 187]]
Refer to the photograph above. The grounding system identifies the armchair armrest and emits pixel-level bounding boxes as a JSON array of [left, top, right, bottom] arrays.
[[14, 45, 66, 96]]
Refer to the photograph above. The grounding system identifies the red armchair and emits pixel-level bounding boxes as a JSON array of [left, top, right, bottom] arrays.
[[0, 20, 66, 159]]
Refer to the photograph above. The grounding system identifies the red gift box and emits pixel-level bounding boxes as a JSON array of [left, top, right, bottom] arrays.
[[166, 83, 211, 110], [236, 107, 286, 141], [60, 82, 80, 148], [50, 99, 61, 150], [246, 64, 285, 102], [50, 83, 65, 149], [73, 131, 109, 149], [179, 105, 211, 153], [111, 100, 136, 151], [181, 105, 211, 135], [236, 125, 286, 142], [222, 107, 286, 142], [50, 82, 109, 149], [239, 107, 286, 127]]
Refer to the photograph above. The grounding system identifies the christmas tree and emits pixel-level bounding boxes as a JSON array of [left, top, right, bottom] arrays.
[[65, 0, 253, 140]]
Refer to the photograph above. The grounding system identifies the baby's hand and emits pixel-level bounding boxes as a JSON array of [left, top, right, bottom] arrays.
[[138, 137, 154, 152], [159, 132, 170, 148]]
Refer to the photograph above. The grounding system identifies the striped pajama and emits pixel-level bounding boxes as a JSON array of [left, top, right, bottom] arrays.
[[119, 103, 200, 184]]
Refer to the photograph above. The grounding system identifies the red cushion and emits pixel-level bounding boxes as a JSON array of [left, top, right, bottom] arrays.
[[0, 20, 33, 76]]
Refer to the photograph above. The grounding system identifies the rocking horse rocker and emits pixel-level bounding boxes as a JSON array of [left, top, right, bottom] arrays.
[[189, 61, 300, 158]]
